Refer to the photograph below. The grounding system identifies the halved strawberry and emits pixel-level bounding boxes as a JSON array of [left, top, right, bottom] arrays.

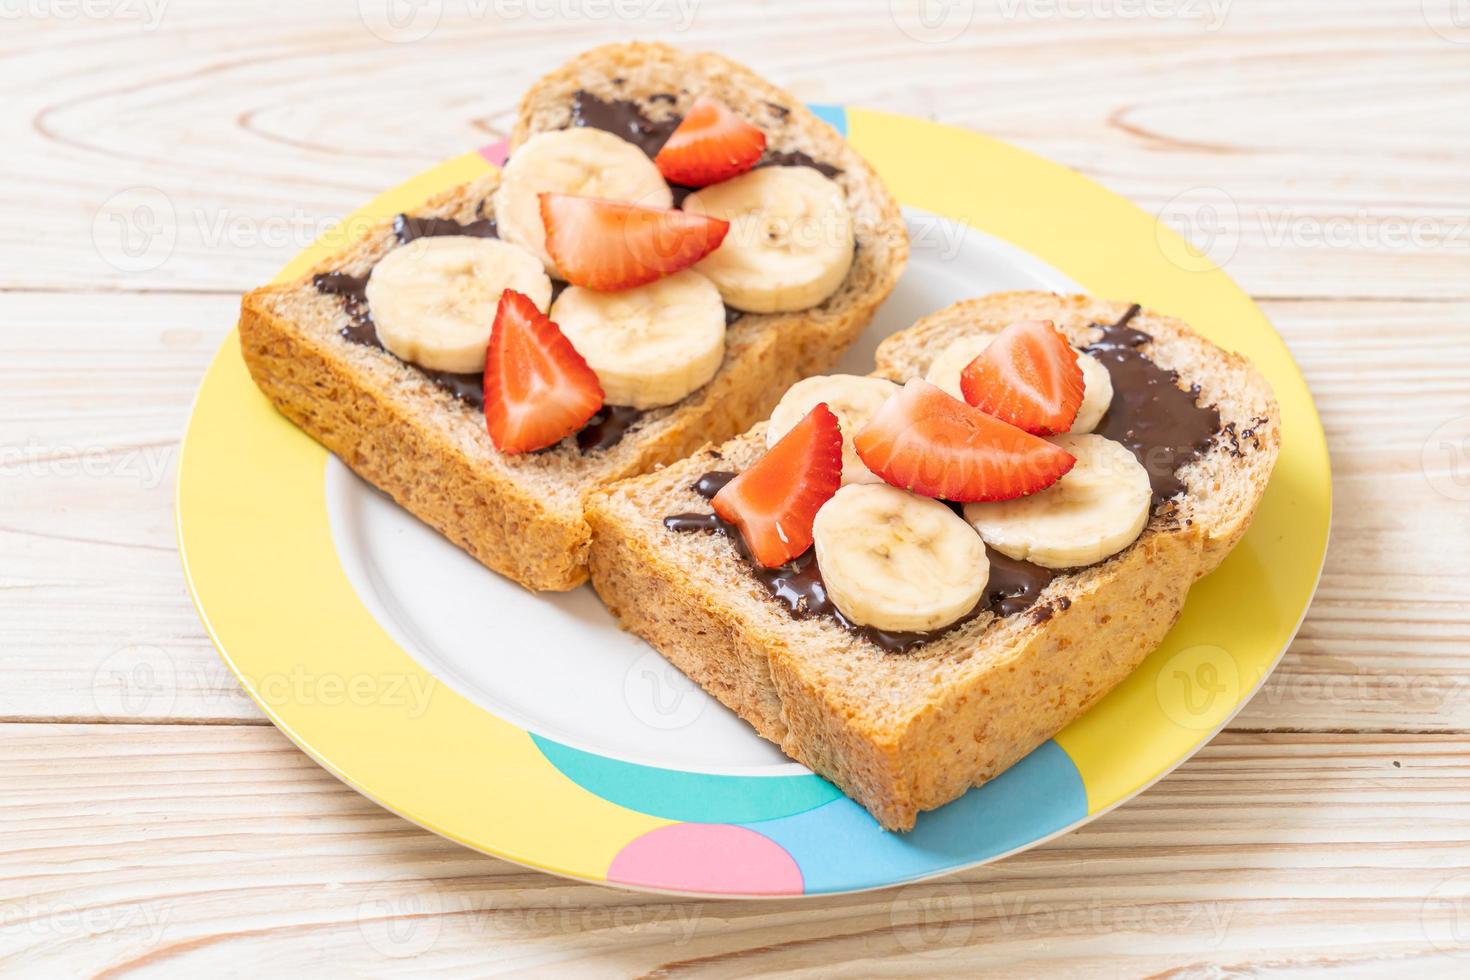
[[539, 194, 729, 291], [483, 290, 603, 454], [711, 403, 843, 568], [853, 379, 1076, 502], [654, 96, 767, 187], [959, 319, 1085, 435]]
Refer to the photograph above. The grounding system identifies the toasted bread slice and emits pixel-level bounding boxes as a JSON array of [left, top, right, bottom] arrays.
[[239, 43, 906, 591], [587, 293, 1280, 831]]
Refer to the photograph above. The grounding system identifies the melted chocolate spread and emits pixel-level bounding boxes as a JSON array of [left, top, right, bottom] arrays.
[[665, 306, 1227, 653], [569, 90, 843, 206], [311, 90, 843, 454], [1084, 304, 1222, 509], [664, 472, 1059, 654], [313, 209, 646, 449]]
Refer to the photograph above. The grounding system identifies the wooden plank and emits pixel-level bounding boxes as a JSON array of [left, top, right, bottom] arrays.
[[0, 725, 1466, 976], [0, 2, 1465, 298]]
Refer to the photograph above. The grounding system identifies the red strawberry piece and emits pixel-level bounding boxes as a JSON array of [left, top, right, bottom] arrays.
[[959, 319, 1085, 435], [539, 194, 729, 291], [483, 290, 603, 454], [711, 403, 843, 568], [853, 379, 1076, 502], [654, 96, 768, 187]]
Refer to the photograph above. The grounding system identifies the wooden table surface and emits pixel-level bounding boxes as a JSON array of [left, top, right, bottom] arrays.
[[4, 1, 1469, 975]]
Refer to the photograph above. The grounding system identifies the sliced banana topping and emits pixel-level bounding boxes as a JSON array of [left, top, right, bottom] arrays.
[[550, 269, 725, 410], [963, 433, 1150, 570], [813, 483, 990, 633], [684, 166, 854, 313], [364, 236, 552, 374], [767, 375, 900, 485], [1071, 352, 1114, 434], [494, 128, 672, 275], [924, 333, 996, 400], [925, 333, 1115, 433]]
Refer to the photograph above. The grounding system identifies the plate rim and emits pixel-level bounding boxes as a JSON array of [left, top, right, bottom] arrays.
[[177, 105, 1332, 899]]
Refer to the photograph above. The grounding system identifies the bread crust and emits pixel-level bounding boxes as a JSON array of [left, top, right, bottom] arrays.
[[238, 44, 907, 591], [588, 293, 1280, 830]]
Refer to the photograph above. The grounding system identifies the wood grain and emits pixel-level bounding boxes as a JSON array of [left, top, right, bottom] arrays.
[[2, 725, 1468, 976], [3, 0, 1468, 973]]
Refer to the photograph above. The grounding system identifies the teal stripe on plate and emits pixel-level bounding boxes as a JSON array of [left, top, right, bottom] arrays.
[[532, 735, 841, 824]]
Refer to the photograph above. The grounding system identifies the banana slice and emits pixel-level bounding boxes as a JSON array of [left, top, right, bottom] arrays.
[[494, 128, 672, 275], [767, 375, 900, 485], [364, 236, 552, 374], [813, 483, 990, 633], [549, 269, 725, 410], [925, 334, 1115, 433], [963, 433, 1150, 569], [924, 333, 996, 400], [684, 167, 854, 313], [1071, 352, 1114, 433]]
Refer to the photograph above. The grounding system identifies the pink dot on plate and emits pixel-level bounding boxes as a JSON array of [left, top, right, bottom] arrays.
[[608, 824, 803, 896], [478, 140, 509, 166]]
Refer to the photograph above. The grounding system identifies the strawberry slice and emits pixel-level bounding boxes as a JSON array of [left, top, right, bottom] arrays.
[[483, 290, 603, 454], [959, 319, 1085, 435], [854, 379, 1075, 502], [654, 96, 767, 187], [711, 403, 843, 567], [539, 194, 729, 291]]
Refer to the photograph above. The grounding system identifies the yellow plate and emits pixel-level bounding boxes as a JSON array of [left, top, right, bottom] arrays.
[[177, 108, 1329, 897]]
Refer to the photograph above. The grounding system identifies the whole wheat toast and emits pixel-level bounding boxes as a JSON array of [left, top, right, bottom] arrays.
[[238, 43, 907, 591], [587, 292, 1280, 831]]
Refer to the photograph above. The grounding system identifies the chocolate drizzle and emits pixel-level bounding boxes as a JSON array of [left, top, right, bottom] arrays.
[[664, 471, 1057, 653], [308, 90, 849, 455], [311, 216, 644, 449], [664, 304, 1230, 654], [571, 90, 682, 157], [1085, 305, 1222, 508], [577, 405, 646, 454], [756, 150, 842, 179], [311, 268, 488, 409], [393, 212, 498, 243]]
